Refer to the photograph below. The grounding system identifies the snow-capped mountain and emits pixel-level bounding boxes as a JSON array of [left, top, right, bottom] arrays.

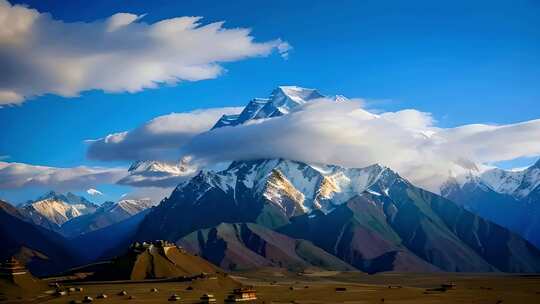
[[479, 159, 540, 199], [212, 86, 335, 129], [0, 200, 78, 276], [61, 198, 154, 238], [117, 158, 197, 187], [174, 159, 390, 216], [135, 158, 540, 273], [440, 159, 540, 247], [20, 191, 98, 228], [122, 86, 338, 186], [136, 158, 403, 243]]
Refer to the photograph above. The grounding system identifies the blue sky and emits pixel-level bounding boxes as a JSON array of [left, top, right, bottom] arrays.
[[1, 0, 539, 203]]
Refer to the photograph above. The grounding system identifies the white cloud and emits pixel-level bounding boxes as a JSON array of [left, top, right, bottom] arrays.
[[86, 188, 103, 196], [86, 107, 242, 161], [177, 100, 540, 192], [0, 0, 290, 105], [0, 161, 126, 191], [277, 41, 292, 59]]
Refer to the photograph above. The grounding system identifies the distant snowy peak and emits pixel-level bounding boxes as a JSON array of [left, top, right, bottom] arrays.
[[100, 198, 154, 215], [60, 198, 154, 237], [20, 191, 98, 226], [479, 168, 524, 195], [119, 158, 197, 187], [24, 199, 81, 226], [479, 163, 540, 199], [128, 160, 189, 175], [212, 86, 336, 130], [513, 166, 540, 199], [175, 158, 399, 215], [21, 196, 94, 227], [29, 190, 96, 210], [441, 159, 540, 200]]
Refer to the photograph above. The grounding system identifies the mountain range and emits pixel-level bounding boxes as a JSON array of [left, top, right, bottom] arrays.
[[1, 86, 539, 277], [20, 191, 98, 229], [12, 191, 154, 239], [441, 159, 540, 248], [60, 198, 154, 238], [135, 158, 540, 273], [132, 87, 540, 273]]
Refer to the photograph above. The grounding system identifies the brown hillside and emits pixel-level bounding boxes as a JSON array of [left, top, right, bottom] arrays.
[[90, 240, 219, 281]]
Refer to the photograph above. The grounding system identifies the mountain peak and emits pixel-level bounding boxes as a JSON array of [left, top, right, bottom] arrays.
[[40, 190, 60, 200], [269, 86, 324, 112], [211, 86, 327, 130], [178, 158, 402, 215], [272, 86, 323, 102], [24, 190, 70, 206]]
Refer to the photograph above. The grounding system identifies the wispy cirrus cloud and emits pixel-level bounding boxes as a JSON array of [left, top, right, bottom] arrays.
[[0, 0, 290, 105]]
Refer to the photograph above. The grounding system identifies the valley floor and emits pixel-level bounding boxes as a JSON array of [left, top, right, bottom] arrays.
[[3, 271, 540, 303]]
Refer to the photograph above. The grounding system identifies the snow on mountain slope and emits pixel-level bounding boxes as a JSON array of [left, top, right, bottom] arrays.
[[20, 191, 97, 227], [128, 160, 187, 175], [479, 164, 540, 199], [106, 199, 154, 216], [440, 159, 540, 248], [61, 198, 154, 238], [23, 199, 82, 226], [444, 159, 540, 200], [512, 161, 540, 199], [479, 168, 525, 195], [173, 159, 390, 215], [118, 158, 197, 187], [211, 86, 330, 129], [137, 158, 540, 273]]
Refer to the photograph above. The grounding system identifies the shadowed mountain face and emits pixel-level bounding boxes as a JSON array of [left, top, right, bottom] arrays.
[[69, 209, 152, 264], [135, 161, 282, 242], [441, 161, 540, 248], [177, 222, 355, 272], [61, 199, 153, 238], [134, 159, 540, 273], [278, 198, 441, 274], [0, 200, 79, 276]]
